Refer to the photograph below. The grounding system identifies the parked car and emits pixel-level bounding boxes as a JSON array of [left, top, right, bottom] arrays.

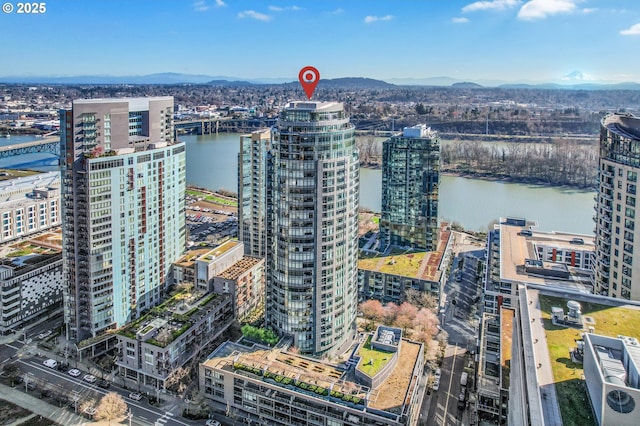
[[43, 359, 58, 369], [129, 392, 143, 401], [57, 363, 69, 372], [434, 368, 442, 380], [83, 374, 97, 384], [40, 389, 52, 398], [205, 420, 221, 426], [37, 330, 53, 339], [432, 379, 440, 391], [68, 368, 81, 377], [97, 380, 111, 389]]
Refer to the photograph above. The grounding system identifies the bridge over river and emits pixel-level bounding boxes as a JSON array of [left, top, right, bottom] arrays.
[[0, 137, 60, 159]]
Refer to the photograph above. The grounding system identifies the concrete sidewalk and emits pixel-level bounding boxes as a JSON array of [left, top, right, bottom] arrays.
[[0, 382, 86, 425]]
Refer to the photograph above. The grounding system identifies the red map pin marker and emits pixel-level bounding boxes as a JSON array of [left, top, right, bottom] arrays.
[[298, 66, 320, 99]]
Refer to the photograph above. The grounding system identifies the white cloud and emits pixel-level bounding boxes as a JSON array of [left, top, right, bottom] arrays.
[[269, 5, 302, 12], [238, 10, 272, 21], [620, 23, 640, 36], [517, 0, 578, 20], [364, 15, 394, 24], [582, 8, 597, 14], [452, 17, 470, 23], [193, 1, 209, 12], [214, 0, 226, 7], [330, 8, 344, 15], [462, 0, 520, 13]]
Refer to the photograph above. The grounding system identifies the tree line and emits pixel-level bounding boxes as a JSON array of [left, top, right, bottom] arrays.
[[441, 139, 598, 188]]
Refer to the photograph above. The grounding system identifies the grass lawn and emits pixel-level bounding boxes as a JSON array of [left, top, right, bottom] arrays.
[[539, 295, 640, 426], [358, 252, 426, 277], [6, 247, 34, 257], [357, 335, 394, 377], [186, 189, 238, 207]]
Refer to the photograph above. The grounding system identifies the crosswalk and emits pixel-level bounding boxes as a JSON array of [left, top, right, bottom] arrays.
[[155, 411, 174, 426]]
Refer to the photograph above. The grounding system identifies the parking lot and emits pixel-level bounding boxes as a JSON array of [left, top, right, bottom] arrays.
[[186, 196, 238, 244]]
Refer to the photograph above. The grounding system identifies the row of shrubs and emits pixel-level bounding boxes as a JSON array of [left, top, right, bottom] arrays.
[[240, 325, 279, 346], [232, 363, 364, 405]]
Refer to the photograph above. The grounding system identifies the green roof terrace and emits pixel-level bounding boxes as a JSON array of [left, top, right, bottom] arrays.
[[117, 290, 223, 347]]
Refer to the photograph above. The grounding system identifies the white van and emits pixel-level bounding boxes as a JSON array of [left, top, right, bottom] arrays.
[[43, 359, 58, 369]]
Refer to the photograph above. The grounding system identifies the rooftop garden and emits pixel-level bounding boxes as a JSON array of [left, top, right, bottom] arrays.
[[232, 362, 365, 407], [539, 295, 640, 426], [358, 250, 428, 278], [356, 335, 394, 377], [117, 287, 220, 347]]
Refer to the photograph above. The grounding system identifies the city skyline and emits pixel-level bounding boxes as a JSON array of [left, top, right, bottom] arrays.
[[2, 0, 640, 84]]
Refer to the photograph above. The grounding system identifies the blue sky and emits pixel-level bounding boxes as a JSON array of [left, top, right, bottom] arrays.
[[1, 0, 639, 83]]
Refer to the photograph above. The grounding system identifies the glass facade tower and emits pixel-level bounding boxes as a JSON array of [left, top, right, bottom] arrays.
[[61, 97, 186, 342], [594, 113, 640, 300], [266, 101, 359, 355], [380, 125, 440, 251], [238, 129, 271, 258]]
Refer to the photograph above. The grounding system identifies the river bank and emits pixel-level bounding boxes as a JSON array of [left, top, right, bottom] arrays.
[[357, 164, 596, 191], [439, 170, 596, 191]]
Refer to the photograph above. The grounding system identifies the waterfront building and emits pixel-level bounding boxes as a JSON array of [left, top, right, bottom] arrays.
[[483, 217, 594, 315], [0, 171, 60, 244], [594, 113, 640, 300], [266, 101, 359, 356], [116, 290, 233, 391], [238, 129, 270, 257], [199, 326, 425, 426], [61, 97, 186, 348], [380, 125, 439, 252], [358, 225, 452, 304], [0, 231, 63, 334]]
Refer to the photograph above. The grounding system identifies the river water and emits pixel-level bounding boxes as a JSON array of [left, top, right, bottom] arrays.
[[0, 133, 596, 234]]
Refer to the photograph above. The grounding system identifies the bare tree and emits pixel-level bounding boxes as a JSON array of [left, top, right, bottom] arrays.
[[164, 367, 190, 394], [156, 327, 173, 347], [95, 392, 128, 425], [79, 398, 97, 415], [404, 289, 437, 310]]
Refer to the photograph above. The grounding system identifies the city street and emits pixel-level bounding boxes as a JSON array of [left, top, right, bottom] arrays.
[[424, 232, 484, 426], [0, 333, 198, 426]]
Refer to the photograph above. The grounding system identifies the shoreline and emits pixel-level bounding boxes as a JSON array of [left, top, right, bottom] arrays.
[[439, 170, 596, 191], [358, 164, 595, 192]]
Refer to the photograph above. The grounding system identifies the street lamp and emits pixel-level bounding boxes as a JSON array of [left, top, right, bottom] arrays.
[[24, 372, 34, 393]]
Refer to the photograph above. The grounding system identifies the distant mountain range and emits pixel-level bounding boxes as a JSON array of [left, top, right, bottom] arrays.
[[1, 72, 638, 90]]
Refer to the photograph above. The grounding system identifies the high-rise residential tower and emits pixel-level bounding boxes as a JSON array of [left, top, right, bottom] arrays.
[[61, 97, 186, 342], [594, 113, 640, 300], [266, 101, 359, 356], [380, 124, 440, 251], [238, 129, 271, 258]]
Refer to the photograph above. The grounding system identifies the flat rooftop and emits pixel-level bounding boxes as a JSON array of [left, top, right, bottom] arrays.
[[498, 218, 594, 289], [358, 228, 450, 282], [368, 339, 421, 412], [529, 287, 640, 426], [174, 248, 212, 268], [0, 171, 59, 203], [217, 256, 263, 280], [501, 308, 514, 389], [284, 101, 343, 112], [204, 337, 422, 415], [198, 240, 241, 263], [73, 96, 173, 110]]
